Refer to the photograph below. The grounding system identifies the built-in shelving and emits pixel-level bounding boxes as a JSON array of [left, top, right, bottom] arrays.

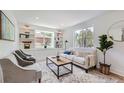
[[19, 26, 35, 49], [55, 31, 63, 48]]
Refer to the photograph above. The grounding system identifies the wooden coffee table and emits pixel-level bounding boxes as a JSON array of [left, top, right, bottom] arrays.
[[46, 56, 73, 79]]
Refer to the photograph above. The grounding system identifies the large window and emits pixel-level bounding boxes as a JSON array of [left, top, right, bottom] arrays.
[[74, 27, 94, 47], [35, 30, 54, 48]]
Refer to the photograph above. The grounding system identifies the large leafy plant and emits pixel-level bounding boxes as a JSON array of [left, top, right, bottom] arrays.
[[97, 34, 114, 64]]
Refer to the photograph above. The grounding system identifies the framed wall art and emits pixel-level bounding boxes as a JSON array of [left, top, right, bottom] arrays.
[[0, 11, 15, 41]]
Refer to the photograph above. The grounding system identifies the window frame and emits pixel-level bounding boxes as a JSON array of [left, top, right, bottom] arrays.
[[35, 30, 55, 48], [73, 27, 94, 48]]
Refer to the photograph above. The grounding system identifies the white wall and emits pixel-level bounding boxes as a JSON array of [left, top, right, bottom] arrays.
[[63, 11, 124, 76], [19, 22, 58, 32], [0, 10, 19, 59]]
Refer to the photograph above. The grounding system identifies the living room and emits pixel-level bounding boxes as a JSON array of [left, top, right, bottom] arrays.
[[0, 10, 124, 83]]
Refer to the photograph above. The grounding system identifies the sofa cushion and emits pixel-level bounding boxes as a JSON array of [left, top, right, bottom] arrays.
[[73, 56, 85, 65], [79, 52, 92, 57], [73, 51, 79, 56], [24, 63, 42, 72], [66, 55, 75, 60], [73, 50, 94, 57], [60, 54, 67, 58], [60, 52, 86, 64], [60, 54, 75, 60]]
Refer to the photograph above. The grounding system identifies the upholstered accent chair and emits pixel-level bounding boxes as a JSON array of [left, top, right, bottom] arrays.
[[15, 50, 36, 63], [0, 54, 42, 83], [19, 49, 31, 56]]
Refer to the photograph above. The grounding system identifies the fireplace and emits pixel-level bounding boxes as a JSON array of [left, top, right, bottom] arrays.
[[22, 41, 32, 49], [24, 43, 30, 49]]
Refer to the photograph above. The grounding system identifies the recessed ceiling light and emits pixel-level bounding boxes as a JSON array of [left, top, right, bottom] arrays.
[[35, 17, 39, 20], [60, 24, 64, 26]]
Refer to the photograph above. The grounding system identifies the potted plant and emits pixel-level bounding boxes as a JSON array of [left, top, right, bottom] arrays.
[[97, 34, 114, 75]]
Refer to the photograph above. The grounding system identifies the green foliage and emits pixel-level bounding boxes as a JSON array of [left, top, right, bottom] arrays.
[[97, 34, 114, 64], [97, 34, 113, 52], [75, 30, 93, 47]]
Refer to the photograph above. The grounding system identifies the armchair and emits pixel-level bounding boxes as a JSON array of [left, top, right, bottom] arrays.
[[15, 50, 36, 63], [0, 54, 41, 83], [19, 49, 31, 56]]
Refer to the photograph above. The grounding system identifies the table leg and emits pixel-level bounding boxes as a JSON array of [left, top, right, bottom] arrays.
[[57, 66, 59, 79], [71, 63, 73, 73]]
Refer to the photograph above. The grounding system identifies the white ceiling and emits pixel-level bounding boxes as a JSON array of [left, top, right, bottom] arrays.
[[13, 10, 109, 29]]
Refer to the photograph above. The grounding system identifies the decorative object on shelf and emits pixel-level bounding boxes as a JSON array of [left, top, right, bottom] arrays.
[[97, 34, 114, 75], [64, 40, 68, 50], [0, 11, 15, 41], [44, 45, 47, 48], [55, 31, 63, 48], [25, 32, 30, 38], [19, 24, 35, 49], [19, 32, 30, 38], [44, 39, 48, 48], [107, 20, 124, 42]]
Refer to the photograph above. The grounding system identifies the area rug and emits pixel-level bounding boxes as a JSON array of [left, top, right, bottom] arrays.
[[38, 61, 118, 83]]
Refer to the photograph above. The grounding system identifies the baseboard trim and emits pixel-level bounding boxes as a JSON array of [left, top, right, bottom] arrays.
[[96, 67, 124, 79], [110, 71, 124, 79]]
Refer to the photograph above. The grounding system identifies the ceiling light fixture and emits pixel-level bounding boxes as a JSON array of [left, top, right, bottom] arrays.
[[35, 17, 39, 20], [60, 24, 64, 26]]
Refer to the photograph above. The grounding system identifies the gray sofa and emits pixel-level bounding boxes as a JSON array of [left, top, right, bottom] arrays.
[[60, 48, 97, 73], [0, 53, 42, 83]]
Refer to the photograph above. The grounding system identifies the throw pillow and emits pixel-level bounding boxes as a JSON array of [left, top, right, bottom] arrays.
[[64, 51, 71, 55]]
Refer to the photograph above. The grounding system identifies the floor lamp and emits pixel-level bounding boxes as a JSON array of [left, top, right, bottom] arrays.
[[65, 40, 68, 50]]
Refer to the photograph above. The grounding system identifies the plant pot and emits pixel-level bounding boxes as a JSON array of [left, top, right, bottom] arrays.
[[99, 62, 111, 75]]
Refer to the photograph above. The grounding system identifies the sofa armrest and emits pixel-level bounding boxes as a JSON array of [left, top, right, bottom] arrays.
[[84, 55, 96, 68]]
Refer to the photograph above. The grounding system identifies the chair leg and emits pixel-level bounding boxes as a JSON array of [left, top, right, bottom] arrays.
[[38, 78, 41, 83], [85, 69, 88, 73]]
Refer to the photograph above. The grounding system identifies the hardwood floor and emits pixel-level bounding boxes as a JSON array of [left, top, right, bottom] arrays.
[[89, 69, 124, 83]]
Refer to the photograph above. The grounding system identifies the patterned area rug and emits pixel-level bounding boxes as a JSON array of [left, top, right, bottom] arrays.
[[39, 62, 118, 83]]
